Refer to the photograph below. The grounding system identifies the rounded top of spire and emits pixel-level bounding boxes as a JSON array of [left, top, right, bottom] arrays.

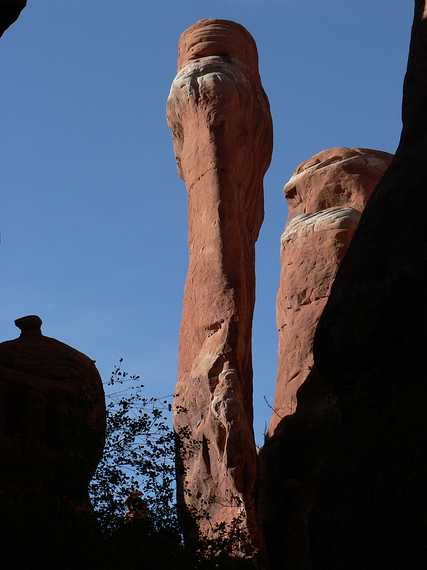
[[177, 19, 259, 74]]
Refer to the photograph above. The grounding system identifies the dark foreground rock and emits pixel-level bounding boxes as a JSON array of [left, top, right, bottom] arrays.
[[0, 316, 106, 567], [260, 3, 427, 569]]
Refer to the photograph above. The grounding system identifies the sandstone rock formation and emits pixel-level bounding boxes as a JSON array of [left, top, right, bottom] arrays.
[[0, 315, 106, 566], [0, 0, 26, 38], [268, 148, 392, 435], [309, 2, 427, 567], [261, 3, 427, 569], [167, 19, 272, 547]]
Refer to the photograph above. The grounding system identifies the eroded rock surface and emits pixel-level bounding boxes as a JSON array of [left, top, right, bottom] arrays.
[[167, 19, 272, 547], [0, 0, 26, 38], [269, 148, 392, 434]]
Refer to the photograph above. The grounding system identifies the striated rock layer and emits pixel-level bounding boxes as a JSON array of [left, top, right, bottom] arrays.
[[269, 148, 392, 435], [167, 19, 272, 547], [0, 0, 26, 38], [261, 3, 427, 569]]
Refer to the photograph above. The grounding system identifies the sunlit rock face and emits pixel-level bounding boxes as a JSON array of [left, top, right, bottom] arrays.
[[167, 19, 272, 548], [268, 147, 392, 435], [0, 316, 106, 565], [0, 0, 26, 38]]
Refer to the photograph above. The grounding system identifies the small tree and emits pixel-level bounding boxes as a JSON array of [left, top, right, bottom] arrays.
[[89, 360, 261, 569], [89, 359, 178, 537]]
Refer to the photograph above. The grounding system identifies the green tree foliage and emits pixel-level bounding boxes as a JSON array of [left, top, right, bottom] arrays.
[[89, 360, 261, 569], [89, 359, 178, 537]]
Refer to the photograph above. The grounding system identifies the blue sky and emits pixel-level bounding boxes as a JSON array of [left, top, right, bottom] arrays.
[[0, 1, 412, 443]]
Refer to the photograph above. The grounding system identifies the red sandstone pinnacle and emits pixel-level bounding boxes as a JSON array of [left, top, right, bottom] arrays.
[[268, 147, 392, 436], [0, 0, 26, 38], [167, 19, 273, 547]]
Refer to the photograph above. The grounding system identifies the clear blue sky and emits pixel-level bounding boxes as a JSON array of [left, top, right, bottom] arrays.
[[0, 1, 412, 443]]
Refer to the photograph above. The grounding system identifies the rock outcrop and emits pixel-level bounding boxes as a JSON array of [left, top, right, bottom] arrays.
[[268, 148, 392, 434], [0, 316, 106, 566], [167, 19, 272, 547], [309, 2, 427, 567], [0, 0, 26, 38], [261, 3, 427, 569]]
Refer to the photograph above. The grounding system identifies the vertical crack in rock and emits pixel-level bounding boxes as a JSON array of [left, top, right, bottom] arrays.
[[167, 19, 272, 550]]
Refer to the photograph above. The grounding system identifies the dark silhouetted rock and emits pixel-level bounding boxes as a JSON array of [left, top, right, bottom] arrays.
[[0, 315, 106, 567], [0, 0, 26, 38], [261, 3, 427, 569], [167, 19, 272, 548], [309, 3, 427, 568]]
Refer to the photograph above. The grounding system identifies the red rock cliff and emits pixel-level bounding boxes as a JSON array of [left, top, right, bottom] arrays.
[[269, 148, 392, 435], [167, 19, 272, 546]]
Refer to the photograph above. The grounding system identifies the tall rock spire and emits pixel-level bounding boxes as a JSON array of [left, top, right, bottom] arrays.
[[167, 19, 272, 547]]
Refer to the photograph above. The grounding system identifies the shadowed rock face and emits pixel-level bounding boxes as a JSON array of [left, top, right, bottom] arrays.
[[0, 316, 106, 565], [0, 0, 26, 38], [167, 19, 272, 547], [269, 148, 392, 435], [308, 3, 427, 567], [261, 3, 427, 569]]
